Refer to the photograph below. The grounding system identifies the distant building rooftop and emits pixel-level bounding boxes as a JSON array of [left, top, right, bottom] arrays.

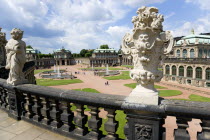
[[93, 48, 116, 53], [176, 33, 210, 46], [54, 47, 71, 53]]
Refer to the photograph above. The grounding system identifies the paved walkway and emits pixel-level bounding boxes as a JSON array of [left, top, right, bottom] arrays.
[[49, 65, 133, 96], [0, 110, 74, 140]]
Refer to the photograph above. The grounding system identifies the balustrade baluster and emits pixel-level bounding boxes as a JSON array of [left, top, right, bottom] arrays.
[[87, 105, 102, 139], [31, 95, 42, 122], [73, 103, 88, 136], [197, 119, 210, 140], [174, 117, 191, 140], [60, 101, 75, 132], [49, 99, 62, 128], [103, 108, 118, 140], [23, 93, 34, 119], [40, 97, 50, 125]]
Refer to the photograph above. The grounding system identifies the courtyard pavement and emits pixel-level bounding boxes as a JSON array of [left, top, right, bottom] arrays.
[[0, 110, 74, 140]]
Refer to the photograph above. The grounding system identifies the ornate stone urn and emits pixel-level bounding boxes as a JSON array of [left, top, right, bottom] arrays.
[[121, 6, 174, 105]]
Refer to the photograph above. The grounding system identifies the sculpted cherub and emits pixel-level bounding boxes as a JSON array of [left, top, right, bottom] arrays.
[[5, 28, 27, 85]]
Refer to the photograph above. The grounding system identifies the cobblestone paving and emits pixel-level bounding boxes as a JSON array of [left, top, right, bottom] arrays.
[[0, 110, 74, 140]]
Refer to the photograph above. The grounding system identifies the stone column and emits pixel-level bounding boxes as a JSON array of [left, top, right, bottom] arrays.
[[193, 67, 196, 79], [184, 65, 187, 77]]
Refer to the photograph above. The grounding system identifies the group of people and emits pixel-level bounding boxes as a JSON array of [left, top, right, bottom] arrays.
[[105, 81, 109, 86]]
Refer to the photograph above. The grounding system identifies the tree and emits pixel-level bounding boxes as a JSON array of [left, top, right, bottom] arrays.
[[85, 52, 91, 57], [80, 49, 88, 57], [26, 45, 33, 49], [100, 44, 109, 49]]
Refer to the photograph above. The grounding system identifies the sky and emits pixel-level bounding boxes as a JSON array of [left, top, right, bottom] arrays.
[[1, 0, 210, 54]]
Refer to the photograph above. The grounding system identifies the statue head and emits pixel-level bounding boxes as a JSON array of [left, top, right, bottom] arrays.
[[139, 34, 149, 42], [10, 28, 24, 40]]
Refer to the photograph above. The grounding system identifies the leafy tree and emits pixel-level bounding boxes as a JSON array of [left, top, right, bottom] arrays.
[[80, 49, 88, 57], [100, 44, 109, 49], [38, 53, 54, 58], [26, 45, 33, 49], [85, 52, 91, 57]]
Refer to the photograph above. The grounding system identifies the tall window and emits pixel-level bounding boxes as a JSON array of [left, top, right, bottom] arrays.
[[196, 67, 202, 79], [165, 65, 170, 74], [176, 50, 180, 57], [208, 50, 210, 58], [190, 49, 194, 58], [206, 68, 210, 80], [204, 49, 207, 58], [187, 66, 193, 78], [183, 49, 187, 58], [179, 66, 184, 76], [198, 49, 203, 58], [172, 65, 176, 75]]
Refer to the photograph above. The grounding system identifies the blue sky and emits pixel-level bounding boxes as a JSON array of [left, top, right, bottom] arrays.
[[1, 0, 210, 54]]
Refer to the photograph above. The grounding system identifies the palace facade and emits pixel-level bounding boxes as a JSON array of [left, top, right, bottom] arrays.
[[54, 47, 73, 65], [89, 48, 119, 67], [163, 32, 210, 87]]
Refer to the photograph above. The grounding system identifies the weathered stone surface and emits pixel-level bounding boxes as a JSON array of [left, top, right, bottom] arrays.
[[121, 6, 174, 105], [5, 28, 28, 86], [0, 27, 7, 67]]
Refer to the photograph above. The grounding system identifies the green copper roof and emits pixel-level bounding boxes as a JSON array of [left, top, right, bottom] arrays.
[[176, 34, 210, 46], [93, 48, 116, 53], [54, 47, 70, 53]]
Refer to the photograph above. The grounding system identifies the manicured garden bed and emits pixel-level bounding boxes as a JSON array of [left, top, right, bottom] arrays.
[[73, 88, 100, 93], [36, 79, 83, 86], [103, 71, 130, 80]]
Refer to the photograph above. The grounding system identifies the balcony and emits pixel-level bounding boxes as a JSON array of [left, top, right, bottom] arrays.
[[1, 77, 210, 140]]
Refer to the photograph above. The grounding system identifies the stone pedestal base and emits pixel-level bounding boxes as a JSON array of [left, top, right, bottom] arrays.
[[125, 87, 159, 105]]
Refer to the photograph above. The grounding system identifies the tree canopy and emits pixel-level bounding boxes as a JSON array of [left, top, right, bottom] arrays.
[[100, 44, 109, 49]]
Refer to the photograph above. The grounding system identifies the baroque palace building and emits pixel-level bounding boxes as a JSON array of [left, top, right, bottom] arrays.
[[54, 47, 73, 65], [163, 31, 210, 88], [89, 48, 119, 67]]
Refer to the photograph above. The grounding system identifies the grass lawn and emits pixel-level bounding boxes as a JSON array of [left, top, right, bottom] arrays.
[[121, 65, 133, 69], [159, 90, 182, 97], [80, 67, 122, 70], [124, 83, 166, 89], [73, 88, 100, 93], [103, 71, 130, 80], [36, 79, 83, 86], [173, 94, 210, 102]]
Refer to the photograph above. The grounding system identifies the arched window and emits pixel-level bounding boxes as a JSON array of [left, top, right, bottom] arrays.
[[176, 50, 180, 57], [172, 65, 176, 76], [183, 49, 187, 58], [190, 49, 194, 58], [196, 67, 202, 79], [204, 49, 207, 58], [179, 66, 184, 76], [187, 66, 193, 78], [206, 68, 210, 80], [165, 65, 170, 75], [198, 49, 203, 58]]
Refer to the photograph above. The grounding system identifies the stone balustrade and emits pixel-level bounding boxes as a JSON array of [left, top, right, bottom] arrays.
[[1, 78, 210, 139]]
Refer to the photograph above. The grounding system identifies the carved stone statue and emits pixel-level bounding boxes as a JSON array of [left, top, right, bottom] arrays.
[[121, 6, 174, 105], [0, 27, 7, 66], [5, 28, 28, 85]]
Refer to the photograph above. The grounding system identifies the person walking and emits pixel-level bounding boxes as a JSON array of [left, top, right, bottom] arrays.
[[106, 81, 109, 85]]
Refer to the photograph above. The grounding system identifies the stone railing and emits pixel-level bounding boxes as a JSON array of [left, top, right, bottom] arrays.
[[164, 58, 210, 64], [0, 61, 36, 84], [0, 78, 210, 139]]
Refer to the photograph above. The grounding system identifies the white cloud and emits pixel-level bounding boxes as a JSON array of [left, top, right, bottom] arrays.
[[0, 0, 168, 54], [171, 14, 210, 37], [185, 0, 210, 10]]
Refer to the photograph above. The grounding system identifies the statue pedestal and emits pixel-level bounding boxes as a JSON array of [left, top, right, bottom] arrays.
[[125, 86, 159, 105]]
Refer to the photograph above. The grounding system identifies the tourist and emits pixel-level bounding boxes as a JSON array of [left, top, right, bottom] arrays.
[[106, 81, 109, 85]]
